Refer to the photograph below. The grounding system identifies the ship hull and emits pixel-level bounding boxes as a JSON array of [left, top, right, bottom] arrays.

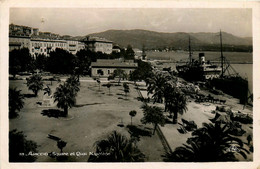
[[176, 65, 221, 81], [209, 76, 248, 104]]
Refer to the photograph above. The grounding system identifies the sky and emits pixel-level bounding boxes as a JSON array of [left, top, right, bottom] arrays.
[[10, 8, 252, 37]]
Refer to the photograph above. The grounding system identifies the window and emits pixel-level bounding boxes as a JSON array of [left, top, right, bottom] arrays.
[[97, 69, 104, 75], [108, 70, 110, 74]]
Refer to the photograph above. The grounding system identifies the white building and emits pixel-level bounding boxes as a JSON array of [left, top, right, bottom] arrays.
[[30, 38, 67, 57]]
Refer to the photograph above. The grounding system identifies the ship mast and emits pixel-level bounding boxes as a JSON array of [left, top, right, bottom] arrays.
[[188, 36, 192, 64], [220, 30, 224, 77], [142, 44, 146, 60]]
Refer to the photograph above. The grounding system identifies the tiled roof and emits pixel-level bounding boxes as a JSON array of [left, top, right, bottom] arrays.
[[82, 37, 113, 43], [91, 59, 138, 68]]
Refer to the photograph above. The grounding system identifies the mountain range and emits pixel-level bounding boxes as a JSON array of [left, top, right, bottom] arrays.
[[69, 29, 252, 51]]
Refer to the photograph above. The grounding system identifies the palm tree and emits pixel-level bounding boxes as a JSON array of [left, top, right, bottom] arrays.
[[9, 129, 38, 162], [164, 86, 187, 124], [88, 131, 145, 162], [123, 82, 130, 99], [43, 85, 52, 96], [26, 74, 44, 96], [146, 71, 172, 104], [9, 88, 25, 118], [141, 104, 166, 135], [129, 110, 137, 125], [96, 79, 101, 91], [66, 75, 80, 96], [113, 68, 127, 85], [53, 83, 76, 117], [57, 140, 67, 153], [163, 122, 249, 162], [107, 83, 112, 95]]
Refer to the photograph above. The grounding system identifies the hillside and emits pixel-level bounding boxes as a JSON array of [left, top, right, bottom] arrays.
[[86, 29, 252, 52]]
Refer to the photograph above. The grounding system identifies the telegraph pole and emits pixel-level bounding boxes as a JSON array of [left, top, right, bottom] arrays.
[[220, 30, 224, 77]]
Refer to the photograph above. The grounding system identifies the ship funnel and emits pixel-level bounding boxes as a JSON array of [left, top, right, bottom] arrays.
[[199, 53, 205, 64]]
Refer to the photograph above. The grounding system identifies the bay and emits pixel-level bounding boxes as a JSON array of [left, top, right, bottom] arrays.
[[145, 51, 253, 93]]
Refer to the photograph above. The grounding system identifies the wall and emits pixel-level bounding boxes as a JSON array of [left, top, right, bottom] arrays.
[[30, 39, 67, 57], [9, 36, 31, 51], [91, 67, 135, 78], [93, 42, 113, 54]]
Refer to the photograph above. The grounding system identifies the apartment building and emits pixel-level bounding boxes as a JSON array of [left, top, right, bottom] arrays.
[[9, 24, 113, 57], [9, 35, 31, 51], [82, 37, 113, 54], [30, 38, 68, 57]]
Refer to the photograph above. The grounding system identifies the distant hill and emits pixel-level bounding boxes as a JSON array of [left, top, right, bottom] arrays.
[[84, 29, 252, 52]]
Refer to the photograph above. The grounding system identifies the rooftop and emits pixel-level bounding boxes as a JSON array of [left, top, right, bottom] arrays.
[[91, 59, 138, 68], [82, 36, 113, 43]]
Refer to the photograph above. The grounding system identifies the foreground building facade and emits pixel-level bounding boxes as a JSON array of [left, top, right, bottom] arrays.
[[91, 59, 138, 78]]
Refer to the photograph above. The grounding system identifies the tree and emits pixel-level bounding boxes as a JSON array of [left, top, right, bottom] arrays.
[[129, 70, 139, 84], [9, 48, 34, 78], [9, 129, 38, 162], [129, 59, 153, 82], [107, 82, 112, 95], [141, 104, 166, 135], [53, 83, 76, 117], [113, 69, 127, 85], [43, 85, 52, 96], [46, 48, 76, 74], [164, 86, 187, 124], [57, 140, 67, 153], [26, 74, 44, 97], [75, 49, 93, 75], [96, 79, 101, 91], [66, 75, 80, 96], [163, 122, 249, 162], [123, 82, 130, 99], [35, 53, 47, 71], [9, 88, 25, 118], [88, 131, 145, 162], [124, 45, 135, 60], [129, 110, 137, 125], [146, 72, 169, 104]]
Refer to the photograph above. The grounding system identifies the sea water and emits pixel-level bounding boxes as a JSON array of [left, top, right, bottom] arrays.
[[146, 51, 253, 93], [231, 64, 253, 93]]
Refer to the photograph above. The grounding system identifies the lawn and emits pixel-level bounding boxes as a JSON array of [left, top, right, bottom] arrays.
[[9, 78, 165, 162]]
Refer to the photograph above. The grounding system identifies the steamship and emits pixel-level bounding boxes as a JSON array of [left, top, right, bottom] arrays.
[[176, 37, 221, 81], [176, 32, 251, 104]]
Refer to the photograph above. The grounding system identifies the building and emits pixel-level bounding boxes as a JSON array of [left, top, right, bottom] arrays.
[[9, 23, 33, 36], [67, 40, 85, 55], [30, 38, 68, 57], [112, 45, 121, 53], [82, 37, 113, 54], [9, 24, 114, 57], [91, 59, 138, 78], [9, 35, 31, 51]]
